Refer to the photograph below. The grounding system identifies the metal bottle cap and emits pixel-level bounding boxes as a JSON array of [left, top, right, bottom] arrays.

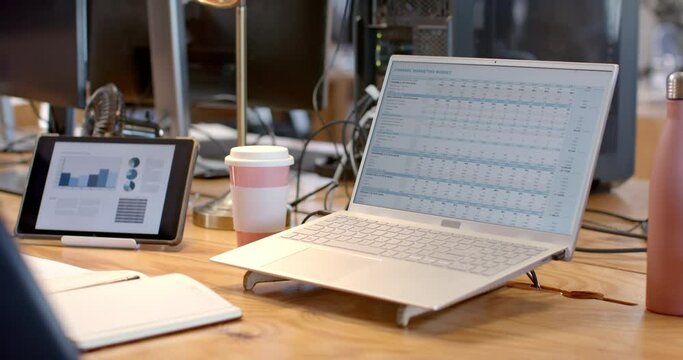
[[668, 72, 683, 100]]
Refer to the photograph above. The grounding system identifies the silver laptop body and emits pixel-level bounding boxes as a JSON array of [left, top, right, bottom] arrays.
[[212, 55, 618, 314]]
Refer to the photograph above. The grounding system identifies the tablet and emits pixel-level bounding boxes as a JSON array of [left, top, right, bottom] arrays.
[[16, 136, 198, 246]]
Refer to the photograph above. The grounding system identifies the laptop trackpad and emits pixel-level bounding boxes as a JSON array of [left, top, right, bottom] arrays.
[[263, 248, 378, 283]]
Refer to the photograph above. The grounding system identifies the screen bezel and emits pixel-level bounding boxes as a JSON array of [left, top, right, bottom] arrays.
[[15, 136, 197, 244]]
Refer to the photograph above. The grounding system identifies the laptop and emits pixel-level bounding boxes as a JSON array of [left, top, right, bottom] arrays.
[[212, 55, 618, 323]]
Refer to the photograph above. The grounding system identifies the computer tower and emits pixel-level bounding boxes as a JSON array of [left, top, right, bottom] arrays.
[[354, 0, 638, 187]]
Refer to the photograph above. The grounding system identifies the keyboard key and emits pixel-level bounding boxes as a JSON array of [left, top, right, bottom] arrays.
[[290, 233, 309, 241], [324, 240, 385, 255], [383, 250, 398, 257], [434, 260, 451, 267], [407, 255, 423, 262], [432, 252, 462, 262], [287, 214, 547, 276], [447, 262, 470, 272]]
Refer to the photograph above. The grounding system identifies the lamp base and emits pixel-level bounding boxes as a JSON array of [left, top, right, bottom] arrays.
[[192, 191, 235, 230]]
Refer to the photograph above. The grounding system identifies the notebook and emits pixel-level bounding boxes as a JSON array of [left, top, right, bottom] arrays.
[[1, 221, 241, 354], [211, 55, 618, 323], [23, 255, 242, 350]]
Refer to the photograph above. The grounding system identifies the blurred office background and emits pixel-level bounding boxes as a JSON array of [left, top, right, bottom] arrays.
[[1, 0, 682, 181]]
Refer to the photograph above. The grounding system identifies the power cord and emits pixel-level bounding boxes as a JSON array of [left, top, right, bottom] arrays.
[[291, 119, 361, 211], [301, 210, 332, 225], [291, 93, 373, 211], [290, 180, 335, 208], [0, 133, 38, 153], [526, 270, 540, 289], [580, 223, 647, 240], [323, 183, 339, 211], [190, 124, 231, 155], [247, 107, 276, 146], [577, 208, 648, 253], [585, 208, 647, 223], [575, 247, 646, 253], [198, 93, 277, 146]]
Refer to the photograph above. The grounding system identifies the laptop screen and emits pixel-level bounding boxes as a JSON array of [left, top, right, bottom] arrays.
[[354, 59, 614, 235]]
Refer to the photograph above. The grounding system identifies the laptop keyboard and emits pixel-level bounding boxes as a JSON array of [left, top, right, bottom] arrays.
[[281, 214, 547, 277]]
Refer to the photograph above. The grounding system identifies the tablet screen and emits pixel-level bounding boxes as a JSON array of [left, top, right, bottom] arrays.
[[16, 136, 197, 243], [35, 142, 175, 234]]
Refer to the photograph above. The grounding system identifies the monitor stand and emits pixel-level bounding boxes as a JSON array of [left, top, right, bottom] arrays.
[[49, 106, 76, 136], [0, 97, 15, 144]]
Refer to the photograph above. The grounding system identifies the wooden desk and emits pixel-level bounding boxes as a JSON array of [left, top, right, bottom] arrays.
[[1, 160, 681, 358]]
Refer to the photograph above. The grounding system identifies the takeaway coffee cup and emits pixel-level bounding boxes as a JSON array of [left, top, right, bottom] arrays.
[[225, 145, 294, 246]]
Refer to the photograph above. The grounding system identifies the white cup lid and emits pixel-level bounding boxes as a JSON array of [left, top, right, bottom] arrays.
[[224, 145, 294, 167]]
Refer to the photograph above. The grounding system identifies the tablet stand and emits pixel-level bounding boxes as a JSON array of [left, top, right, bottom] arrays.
[[61, 236, 140, 250], [242, 270, 430, 327]]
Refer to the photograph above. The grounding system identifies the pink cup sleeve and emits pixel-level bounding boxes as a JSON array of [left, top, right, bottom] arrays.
[[230, 166, 290, 188]]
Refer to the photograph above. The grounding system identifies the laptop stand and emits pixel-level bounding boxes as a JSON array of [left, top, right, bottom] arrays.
[[242, 270, 429, 327]]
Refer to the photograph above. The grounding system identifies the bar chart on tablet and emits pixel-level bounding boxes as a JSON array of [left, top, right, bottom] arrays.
[[55, 156, 121, 190]]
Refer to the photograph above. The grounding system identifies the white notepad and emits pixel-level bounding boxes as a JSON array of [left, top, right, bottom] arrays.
[[25, 256, 242, 350]]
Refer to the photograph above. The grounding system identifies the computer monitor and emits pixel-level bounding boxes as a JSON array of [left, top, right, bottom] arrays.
[[354, 0, 638, 187], [87, 0, 152, 107], [88, 0, 328, 112], [0, 0, 88, 194], [0, 0, 87, 109], [463, 0, 639, 188]]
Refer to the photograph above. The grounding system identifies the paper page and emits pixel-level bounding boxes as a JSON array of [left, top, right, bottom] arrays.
[[43, 270, 148, 294], [49, 273, 242, 350], [23, 255, 92, 280], [23, 255, 147, 293]]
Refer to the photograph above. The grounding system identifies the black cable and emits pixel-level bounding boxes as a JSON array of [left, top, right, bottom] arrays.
[[338, 111, 355, 178], [575, 247, 647, 253], [290, 180, 335, 208], [0, 133, 38, 153], [301, 210, 332, 224], [291, 92, 371, 211], [323, 183, 340, 211], [342, 163, 351, 200], [252, 132, 265, 145], [190, 124, 231, 155], [585, 208, 647, 223], [197, 94, 276, 146], [526, 270, 540, 289], [580, 223, 647, 240], [582, 219, 642, 233], [292, 120, 359, 211], [338, 94, 372, 176], [579, 211, 649, 253], [248, 107, 276, 146], [310, 0, 351, 157], [346, 94, 372, 174]]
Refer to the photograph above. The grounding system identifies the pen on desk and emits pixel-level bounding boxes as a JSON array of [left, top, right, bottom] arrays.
[[47, 273, 142, 294]]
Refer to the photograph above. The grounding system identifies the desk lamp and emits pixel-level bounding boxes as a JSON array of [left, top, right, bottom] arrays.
[[193, 0, 247, 229]]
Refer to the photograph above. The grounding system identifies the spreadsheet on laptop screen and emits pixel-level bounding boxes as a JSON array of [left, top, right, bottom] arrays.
[[354, 60, 614, 235]]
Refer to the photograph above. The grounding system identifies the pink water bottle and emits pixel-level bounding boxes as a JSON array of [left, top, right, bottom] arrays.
[[647, 72, 683, 315]]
